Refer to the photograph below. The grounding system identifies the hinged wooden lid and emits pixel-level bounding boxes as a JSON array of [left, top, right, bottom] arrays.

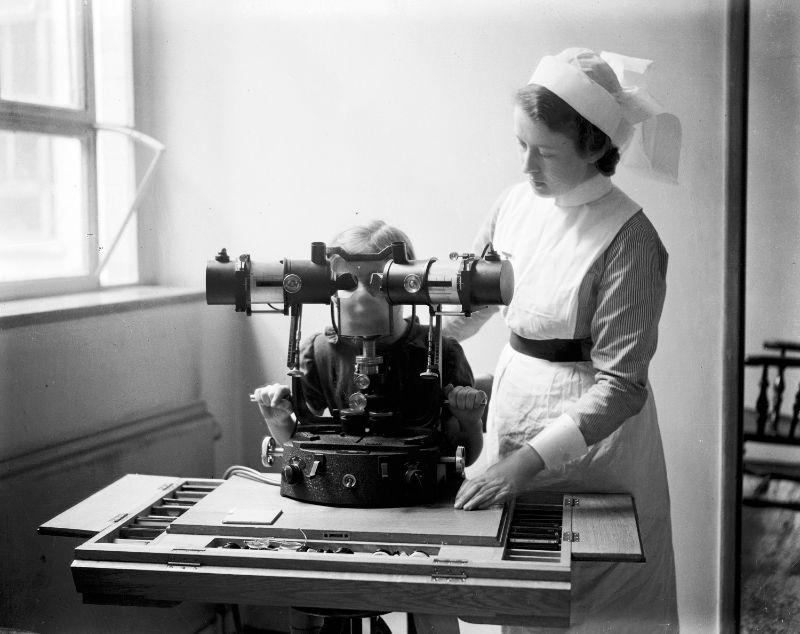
[[38, 474, 183, 538], [568, 493, 643, 562], [169, 476, 508, 546]]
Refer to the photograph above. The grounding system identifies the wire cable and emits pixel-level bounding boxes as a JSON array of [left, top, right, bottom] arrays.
[[222, 465, 281, 486]]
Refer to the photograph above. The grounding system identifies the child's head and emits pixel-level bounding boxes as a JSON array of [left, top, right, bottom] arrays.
[[329, 220, 416, 259], [329, 220, 414, 339]]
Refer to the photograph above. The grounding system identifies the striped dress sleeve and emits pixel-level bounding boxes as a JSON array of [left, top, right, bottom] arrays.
[[565, 211, 669, 445]]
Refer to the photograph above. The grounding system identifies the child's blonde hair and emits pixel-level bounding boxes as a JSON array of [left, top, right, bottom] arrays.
[[330, 220, 416, 259]]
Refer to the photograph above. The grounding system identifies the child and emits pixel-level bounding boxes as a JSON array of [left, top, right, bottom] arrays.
[[253, 220, 485, 634], [254, 219, 485, 465]]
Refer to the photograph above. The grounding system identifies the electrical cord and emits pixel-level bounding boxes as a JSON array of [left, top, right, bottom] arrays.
[[222, 465, 281, 486]]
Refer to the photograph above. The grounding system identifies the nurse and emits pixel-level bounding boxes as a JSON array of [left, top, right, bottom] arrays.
[[446, 48, 679, 631]]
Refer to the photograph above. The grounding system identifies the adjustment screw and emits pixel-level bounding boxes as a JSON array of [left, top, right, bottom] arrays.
[[342, 473, 357, 489]]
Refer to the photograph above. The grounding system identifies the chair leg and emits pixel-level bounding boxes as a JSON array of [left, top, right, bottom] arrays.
[[742, 497, 800, 512]]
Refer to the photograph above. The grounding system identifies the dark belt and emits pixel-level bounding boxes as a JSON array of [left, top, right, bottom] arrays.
[[509, 332, 592, 362]]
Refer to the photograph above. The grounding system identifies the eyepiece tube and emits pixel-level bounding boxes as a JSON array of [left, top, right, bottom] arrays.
[[471, 259, 514, 305], [384, 257, 514, 307], [205, 243, 337, 313], [206, 259, 238, 306], [206, 244, 514, 315]]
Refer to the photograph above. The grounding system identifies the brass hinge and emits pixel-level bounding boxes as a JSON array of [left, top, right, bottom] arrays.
[[562, 531, 581, 543], [322, 532, 350, 540], [171, 548, 206, 552], [166, 560, 202, 568], [431, 558, 468, 582]]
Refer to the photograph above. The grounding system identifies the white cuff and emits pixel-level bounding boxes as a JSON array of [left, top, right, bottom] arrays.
[[527, 414, 588, 469]]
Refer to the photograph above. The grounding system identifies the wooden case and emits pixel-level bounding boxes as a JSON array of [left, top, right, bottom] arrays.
[[40, 473, 643, 627]]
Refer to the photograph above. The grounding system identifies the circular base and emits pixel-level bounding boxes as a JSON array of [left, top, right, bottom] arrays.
[[280, 431, 445, 507]]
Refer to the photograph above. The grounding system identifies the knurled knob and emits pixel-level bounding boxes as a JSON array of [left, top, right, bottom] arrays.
[[282, 463, 302, 484], [404, 467, 425, 492]]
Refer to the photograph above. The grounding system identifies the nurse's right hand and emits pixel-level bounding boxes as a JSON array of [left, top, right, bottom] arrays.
[[252, 383, 296, 445], [454, 445, 545, 510]]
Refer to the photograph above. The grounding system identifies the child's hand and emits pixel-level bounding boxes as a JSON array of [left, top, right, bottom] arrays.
[[252, 383, 296, 445], [443, 384, 486, 466], [445, 384, 487, 429]]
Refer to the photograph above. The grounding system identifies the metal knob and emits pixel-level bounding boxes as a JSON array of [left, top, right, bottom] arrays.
[[440, 445, 466, 476], [404, 467, 425, 492], [261, 436, 283, 467], [282, 463, 302, 484]]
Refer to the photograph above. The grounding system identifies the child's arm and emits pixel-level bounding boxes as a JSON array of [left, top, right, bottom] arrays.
[[253, 383, 296, 445], [443, 384, 486, 466]]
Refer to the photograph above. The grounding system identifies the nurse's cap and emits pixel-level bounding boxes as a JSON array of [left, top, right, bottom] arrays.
[[528, 48, 682, 184]]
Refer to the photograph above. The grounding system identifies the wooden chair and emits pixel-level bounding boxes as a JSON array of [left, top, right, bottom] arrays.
[[742, 340, 800, 510]]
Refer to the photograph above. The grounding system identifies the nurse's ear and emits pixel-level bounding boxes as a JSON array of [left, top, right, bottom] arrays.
[[584, 135, 611, 165]]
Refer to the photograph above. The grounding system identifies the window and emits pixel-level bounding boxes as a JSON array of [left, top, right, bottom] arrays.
[[0, 0, 156, 300]]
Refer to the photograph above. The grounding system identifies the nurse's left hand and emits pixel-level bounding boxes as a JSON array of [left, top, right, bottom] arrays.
[[454, 445, 545, 510]]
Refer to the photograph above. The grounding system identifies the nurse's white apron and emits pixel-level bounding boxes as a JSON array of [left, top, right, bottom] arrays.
[[485, 182, 678, 632]]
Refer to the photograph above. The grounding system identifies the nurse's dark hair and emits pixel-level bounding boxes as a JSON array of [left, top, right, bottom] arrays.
[[515, 85, 621, 177], [330, 220, 416, 259]]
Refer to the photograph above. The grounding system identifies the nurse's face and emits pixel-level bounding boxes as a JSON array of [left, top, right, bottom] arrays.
[[513, 105, 600, 198]]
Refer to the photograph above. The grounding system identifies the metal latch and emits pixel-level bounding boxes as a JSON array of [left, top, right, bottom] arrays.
[[564, 497, 580, 506], [431, 558, 468, 582], [562, 531, 581, 542]]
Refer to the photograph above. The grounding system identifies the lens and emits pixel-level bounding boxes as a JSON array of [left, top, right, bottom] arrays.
[[353, 373, 370, 390], [348, 392, 367, 411], [403, 274, 422, 293], [283, 273, 302, 293]]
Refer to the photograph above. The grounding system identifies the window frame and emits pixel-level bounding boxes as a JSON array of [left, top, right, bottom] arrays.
[[0, 0, 110, 300]]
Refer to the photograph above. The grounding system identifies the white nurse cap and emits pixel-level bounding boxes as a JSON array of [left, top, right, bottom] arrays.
[[528, 48, 682, 183]]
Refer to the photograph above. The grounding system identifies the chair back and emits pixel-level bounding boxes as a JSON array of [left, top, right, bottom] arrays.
[[744, 349, 800, 444]]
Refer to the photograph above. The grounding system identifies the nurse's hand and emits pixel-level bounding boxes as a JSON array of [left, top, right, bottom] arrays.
[[454, 445, 545, 510], [252, 383, 296, 445]]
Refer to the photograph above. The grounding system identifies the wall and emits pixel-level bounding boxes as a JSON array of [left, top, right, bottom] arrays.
[[745, 1, 800, 401], [0, 298, 227, 632], [131, 1, 732, 631]]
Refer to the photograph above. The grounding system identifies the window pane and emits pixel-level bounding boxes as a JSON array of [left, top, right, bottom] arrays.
[[93, 0, 133, 125], [97, 129, 137, 285], [0, 0, 85, 109], [0, 130, 87, 282]]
